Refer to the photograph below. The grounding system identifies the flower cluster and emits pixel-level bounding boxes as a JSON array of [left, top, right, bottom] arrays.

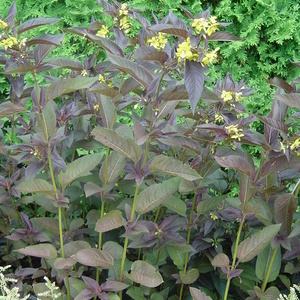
[[0, 36, 18, 50], [147, 32, 168, 50], [176, 37, 198, 63], [202, 47, 220, 65], [0, 20, 8, 30], [221, 90, 243, 103], [119, 4, 130, 34], [225, 124, 244, 141], [96, 24, 109, 38], [214, 113, 224, 123], [37, 276, 62, 300], [99, 73, 113, 87], [192, 16, 219, 36]]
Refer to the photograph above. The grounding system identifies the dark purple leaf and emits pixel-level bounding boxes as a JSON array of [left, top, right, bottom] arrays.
[[18, 18, 60, 35], [184, 61, 205, 114], [267, 77, 294, 93], [149, 24, 187, 38], [208, 32, 240, 41], [5, 2, 17, 26], [256, 115, 288, 134], [45, 57, 83, 71], [168, 10, 187, 30], [26, 34, 64, 47], [133, 46, 169, 65], [275, 93, 300, 109], [15, 244, 57, 259], [274, 193, 297, 236], [34, 44, 56, 66], [82, 276, 101, 294], [0, 101, 26, 118], [107, 53, 153, 88], [101, 280, 129, 292]]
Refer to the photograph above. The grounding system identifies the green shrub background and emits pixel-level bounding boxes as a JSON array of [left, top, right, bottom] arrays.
[[1, 0, 299, 113]]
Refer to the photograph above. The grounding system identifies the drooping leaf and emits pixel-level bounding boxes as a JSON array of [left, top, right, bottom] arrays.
[[267, 77, 294, 93], [98, 96, 116, 129], [16, 179, 55, 196], [211, 253, 230, 268], [58, 153, 103, 189], [163, 195, 186, 217], [34, 44, 56, 66], [45, 57, 83, 71], [255, 115, 288, 134], [0, 101, 26, 118], [274, 193, 297, 236], [149, 24, 188, 38], [208, 32, 240, 41], [237, 224, 281, 263], [106, 53, 153, 88], [126, 260, 163, 288], [99, 151, 126, 183], [239, 173, 255, 204], [184, 60, 205, 114], [45, 76, 97, 102], [256, 245, 281, 282], [133, 46, 169, 65], [89, 83, 119, 98], [62, 241, 91, 258], [275, 93, 300, 109], [92, 127, 142, 164], [197, 195, 225, 215], [40, 100, 57, 139], [15, 244, 57, 259], [95, 210, 123, 233], [75, 248, 114, 268], [18, 18, 60, 35], [179, 268, 199, 284], [190, 287, 213, 300], [214, 155, 255, 177], [150, 155, 201, 181], [136, 178, 180, 214], [26, 34, 64, 47], [53, 257, 76, 269]]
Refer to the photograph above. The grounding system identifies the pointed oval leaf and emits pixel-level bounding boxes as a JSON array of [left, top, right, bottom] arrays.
[[136, 177, 180, 215], [163, 195, 186, 217], [53, 257, 76, 269], [107, 53, 153, 88], [15, 244, 57, 259], [89, 83, 119, 98], [149, 155, 201, 181], [275, 93, 300, 109], [211, 253, 230, 268], [197, 195, 225, 215], [45, 76, 97, 102], [184, 60, 205, 114], [92, 127, 142, 164], [255, 115, 288, 134], [214, 155, 255, 177], [208, 32, 240, 41], [256, 245, 281, 282], [237, 224, 281, 263], [267, 77, 294, 93], [58, 153, 103, 189], [97, 96, 117, 129], [190, 287, 213, 300], [0, 101, 26, 118], [26, 34, 64, 47], [63, 241, 91, 258], [179, 268, 199, 284], [18, 18, 60, 35], [102, 241, 123, 260], [274, 193, 297, 236], [99, 151, 126, 183], [16, 179, 55, 196], [75, 248, 114, 268], [133, 46, 169, 65], [45, 57, 83, 71], [95, 210, 123, 233], [149, 24, 187, 38], [126, 260, 163, 288]]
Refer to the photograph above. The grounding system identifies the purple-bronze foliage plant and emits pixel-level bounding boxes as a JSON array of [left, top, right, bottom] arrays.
[[0, 1, 300, 299]]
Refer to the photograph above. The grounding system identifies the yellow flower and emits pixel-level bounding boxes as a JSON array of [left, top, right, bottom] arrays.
[[235, 92, 243, 101], [0, 20, 8, 30], [120, 16, 130, 34], [225, 124, 244, 141], [192, 18, 208, 34], [291, 138, 300, 151], [280, 141, 286, 153], [19, 38, 27, 47], [214, 113, 224, 123], [119, 4, 128, 16], [99, 74, 105, 83], [202, 47, 219, 65], [0, 36, 18, 50], [176, 37, 198, 63], [221, 90, 233, 102], [96, 25, 109, 38], [108, 81, 114, 87], [93, 104, 100, 111], [81, 69, 88, 76], [207, 16, 219, 36], [147, 32, 168, 50], [210, 212, 218, 221]]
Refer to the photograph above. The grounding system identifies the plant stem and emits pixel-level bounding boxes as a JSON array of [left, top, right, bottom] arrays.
[[179, 180, 200, 300], [223, 214, 245, 300], [261, 246, 278, 292]]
